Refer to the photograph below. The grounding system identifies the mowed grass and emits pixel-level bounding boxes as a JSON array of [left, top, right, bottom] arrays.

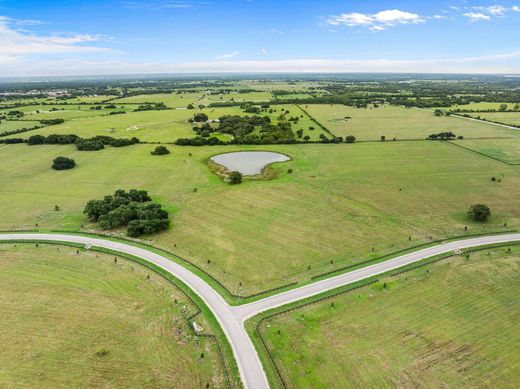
[[304, 104, 520, 140], [1, 141, 520, 294], [0, 244, 224, 388], [257, 246, 520, 388], [451, 138, 520, 164]]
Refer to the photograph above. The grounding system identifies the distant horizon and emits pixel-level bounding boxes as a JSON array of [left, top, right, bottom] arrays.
[[1, 1, 520, 77], [1, 71, 520, 83]]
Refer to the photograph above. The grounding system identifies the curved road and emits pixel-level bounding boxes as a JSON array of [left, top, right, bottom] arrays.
[[2, 232, 520, 389]]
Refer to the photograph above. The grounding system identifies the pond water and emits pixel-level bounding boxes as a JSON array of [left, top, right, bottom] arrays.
[[210, 151, 290, 176]]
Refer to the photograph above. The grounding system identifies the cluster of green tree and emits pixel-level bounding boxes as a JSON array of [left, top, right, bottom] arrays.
[[133, 102, 169, 111], [21, 133, 139, 150], [433, 109, 452, 117], [426, 131, 458, 140], [39, 118, 65, 125], [108, 110, 126, 115], [7, 110, 24, 117], [190, 112, 209, 122], [151, 145, 170, 155], [83, 189, 169, 237], [52, 156, 75, 170], [175, 136, 224, 146]]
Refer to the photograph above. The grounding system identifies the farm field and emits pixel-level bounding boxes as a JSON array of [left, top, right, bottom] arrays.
[[255, 246, 520, 389], [464, 112, 520, 126], [0, 120, 40, 132], [447, 102, 519, 111], [0, 244, 224, 388], [199, 91, 273, 105], [451, 138, 520, 164], [110, 92, 203, 108], [4, 103, 328, 142], [304, 104, 520, 140], [6, 104, 137, 121], [4, 109, 197, 142], [1, 140, 519, 294]]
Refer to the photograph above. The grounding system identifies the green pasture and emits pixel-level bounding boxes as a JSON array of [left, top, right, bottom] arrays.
[[256, 246, 520, 388], [1, 140, 519, 295], [304, 104, 520, 140], [0, 244, 224, 388]]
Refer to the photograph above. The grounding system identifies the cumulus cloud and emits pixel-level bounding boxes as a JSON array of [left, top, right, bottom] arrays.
[[463, 12, 491, 21], [327, 9, 424, 31]]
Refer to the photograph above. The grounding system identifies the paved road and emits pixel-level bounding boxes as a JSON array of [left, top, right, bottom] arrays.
[[2, 232, 520, 389]]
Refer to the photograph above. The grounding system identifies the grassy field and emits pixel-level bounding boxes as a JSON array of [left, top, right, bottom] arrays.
[[1, 140, 519, 295], [464, 112, 520, 126], [7, 104, 138, 121], [4, 109, 197, 142], [111, 92, 203, 108], [304, 104, 520, 140], [0, 120, 41, 132], [4, 104, 328, 143], [0, 244, 225, 388], [256, 246, 520, 388], [451, 138, 520, 164], [447, 102, 519, 111]]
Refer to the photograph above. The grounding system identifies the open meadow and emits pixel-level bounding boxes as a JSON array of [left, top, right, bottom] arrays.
[[3, 103, 329, 143], [256, 246, 520, 388], [1, 139, 520, 295], [463, 112, 520, 126], [451, 138, 520, 164], [304, 104, 520, 140], [0, 244, 224, 388]]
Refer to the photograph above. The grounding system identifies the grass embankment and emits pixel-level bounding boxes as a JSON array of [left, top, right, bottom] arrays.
[[0, 244, 227, 388], [254, 246, 520, 388]]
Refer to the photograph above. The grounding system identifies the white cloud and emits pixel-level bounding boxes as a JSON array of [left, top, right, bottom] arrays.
[[261, 48, 267, 54], [3, 51, 520, 77], [463, 12, 491, 21], [0, 16, 107, 58], [512, 6, 520, 12], [120, 1, 208, 9], [214, 51, 239, 60], [327, 9, 423, 31], [486, 5, 507, 15]]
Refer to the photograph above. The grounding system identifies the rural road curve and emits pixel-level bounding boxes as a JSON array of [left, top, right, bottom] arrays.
[[2, 232, 520, 389]]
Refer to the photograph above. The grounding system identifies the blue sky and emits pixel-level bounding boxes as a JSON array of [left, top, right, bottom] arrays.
[[0, 0, 519, 76]]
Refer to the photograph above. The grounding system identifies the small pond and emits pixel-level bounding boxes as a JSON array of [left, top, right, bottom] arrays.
[[210, 151, 290, 176]]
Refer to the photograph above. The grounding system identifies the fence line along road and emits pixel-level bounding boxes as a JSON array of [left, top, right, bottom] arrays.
[[2, 232, 520, 389]]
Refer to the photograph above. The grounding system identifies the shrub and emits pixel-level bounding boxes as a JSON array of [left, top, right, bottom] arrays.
[[345, 135, 356, 143], [469, 204, 491, 222], [228, 171, 242, 185], [76, 139, 104, 151], [52, 156, 75, 170], [151, 145, 170, 155]]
